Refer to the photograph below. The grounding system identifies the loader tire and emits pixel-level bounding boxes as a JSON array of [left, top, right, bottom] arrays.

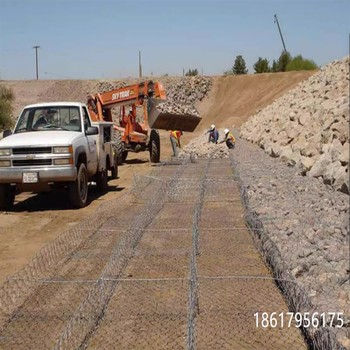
[[149, 129, 160, 163], [69, 163, 88, 208], [113, 130, 124, 165], [0, 184, 15, 211]]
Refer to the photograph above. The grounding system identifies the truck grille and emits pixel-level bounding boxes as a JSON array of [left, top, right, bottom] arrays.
[[12, 147, 52, 155], [13, 159, 52, 166]]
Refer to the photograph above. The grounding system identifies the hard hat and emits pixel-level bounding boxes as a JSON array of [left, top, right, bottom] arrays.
[[210, 124, 215, 130], [224, 128, 229, 134]]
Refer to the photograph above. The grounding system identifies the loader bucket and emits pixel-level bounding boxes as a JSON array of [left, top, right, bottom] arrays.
[[147, 98, 201, 132]]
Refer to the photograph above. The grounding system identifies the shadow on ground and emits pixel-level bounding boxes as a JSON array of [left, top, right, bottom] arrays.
[[12, 185, 125, 212]]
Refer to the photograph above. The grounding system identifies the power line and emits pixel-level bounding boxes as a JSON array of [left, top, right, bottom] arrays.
[[139, 50, 142, 78], [274, 14, 287, 53], [33, 45, 40, 80]]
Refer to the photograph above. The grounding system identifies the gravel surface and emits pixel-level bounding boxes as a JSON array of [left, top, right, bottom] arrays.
[[232, 136, 349, 348], [179, 128, 230, 159]]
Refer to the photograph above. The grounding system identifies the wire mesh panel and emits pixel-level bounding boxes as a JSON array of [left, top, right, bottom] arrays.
[[122, 229, 192, 279], [0, 152, 347, 349], [0, 281, 94, 350], [195, 277, 308, 350], [199, 202, 246, 229], [198, 228, 271, 277], [85, 279, 188, 350]]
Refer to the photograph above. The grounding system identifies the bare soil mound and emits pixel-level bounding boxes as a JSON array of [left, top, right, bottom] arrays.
[[198, 71, 315, 131]]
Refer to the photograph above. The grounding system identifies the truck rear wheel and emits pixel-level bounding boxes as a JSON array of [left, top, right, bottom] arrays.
[[122, 151, 128, 162], [0, 184, 15, 211], [113, 130, 124, 165], [149, 129, 160, 163], [69, 163, 88, 208], [96, 168, 108, 192], [111, 145, 119, 179]]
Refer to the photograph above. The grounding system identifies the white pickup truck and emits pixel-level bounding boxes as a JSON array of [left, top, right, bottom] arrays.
[[0, 102, 118, 209]]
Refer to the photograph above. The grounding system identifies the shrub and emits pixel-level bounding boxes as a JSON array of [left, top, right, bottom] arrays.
[[0, 85, 14, 130], [185, 69, 198, 76], [286, 55, 318, 71]]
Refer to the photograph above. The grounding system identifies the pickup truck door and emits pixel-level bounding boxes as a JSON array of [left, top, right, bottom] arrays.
[[82, 107, 98, 174]]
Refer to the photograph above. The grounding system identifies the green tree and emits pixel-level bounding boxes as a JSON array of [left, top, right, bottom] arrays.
[[253, 57, 270, 73], [0, 85, 14, 130], [286, 55, 318, 71], [233, 55, 248, 75], [271, 59, 278, 72], [185, 69, 199, 76], [277, 51, 292, 72]]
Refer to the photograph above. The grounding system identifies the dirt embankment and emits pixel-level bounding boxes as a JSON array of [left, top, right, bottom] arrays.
[[0, 72, 313, 283], [197, 71, 315, 130]]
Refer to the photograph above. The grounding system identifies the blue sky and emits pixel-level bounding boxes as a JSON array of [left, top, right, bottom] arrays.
[[0, 0, 349, 79]]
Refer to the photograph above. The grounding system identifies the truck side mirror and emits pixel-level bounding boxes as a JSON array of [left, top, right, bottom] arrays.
[[3, 130, 12, 138], [85, 126, 99, 135]]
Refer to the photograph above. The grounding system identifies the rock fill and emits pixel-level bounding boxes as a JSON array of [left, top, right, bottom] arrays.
[[96, 76, 212, 116], [179, 128, 230, 159], [240, 57, 349, 194]]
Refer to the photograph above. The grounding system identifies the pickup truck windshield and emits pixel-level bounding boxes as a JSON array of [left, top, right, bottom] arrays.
[[15, 106, 82, 133]]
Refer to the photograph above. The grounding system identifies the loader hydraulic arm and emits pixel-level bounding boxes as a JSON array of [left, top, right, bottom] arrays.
[[87, 80, 166, 123]]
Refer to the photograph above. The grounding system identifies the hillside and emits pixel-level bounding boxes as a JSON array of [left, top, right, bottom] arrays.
[[2, 71, 314, 124], [196, 71, 315, 130]]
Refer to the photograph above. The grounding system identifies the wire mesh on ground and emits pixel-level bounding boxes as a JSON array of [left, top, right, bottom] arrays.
[[0, 154, 347, 349]]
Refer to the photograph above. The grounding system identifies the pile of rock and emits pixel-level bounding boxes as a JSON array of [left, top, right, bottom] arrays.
[[232, 139, 350, 349], [94, 76, 212, 118], [240, 57, 349, 194], [162, 76, 212, 105], [179, 129, 230, 159], [94, 76, 212, 104], [156, 100, 200, 117], [94, 80, 128, 93]]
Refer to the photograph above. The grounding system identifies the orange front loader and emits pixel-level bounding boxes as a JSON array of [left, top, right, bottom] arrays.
[[87, 80, 201, 163]]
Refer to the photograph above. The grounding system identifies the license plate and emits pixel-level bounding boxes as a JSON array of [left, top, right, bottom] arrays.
[[23, 172, 38, 183]]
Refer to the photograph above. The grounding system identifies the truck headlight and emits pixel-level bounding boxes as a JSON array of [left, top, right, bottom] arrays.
[[54, 158, 73, 165], [0, 160, 11, 167], [0, 149, 11, 156], [53, 146, 73, 154]]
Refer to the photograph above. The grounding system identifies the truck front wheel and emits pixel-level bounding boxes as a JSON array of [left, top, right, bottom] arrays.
[[69, 163, 88, 208], [0, 184, 15, 211]]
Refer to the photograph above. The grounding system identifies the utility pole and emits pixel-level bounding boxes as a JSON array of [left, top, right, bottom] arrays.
[[33, 45, 40, 80], [139, 50, 142, 78], [274, 14, 287, 53]]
